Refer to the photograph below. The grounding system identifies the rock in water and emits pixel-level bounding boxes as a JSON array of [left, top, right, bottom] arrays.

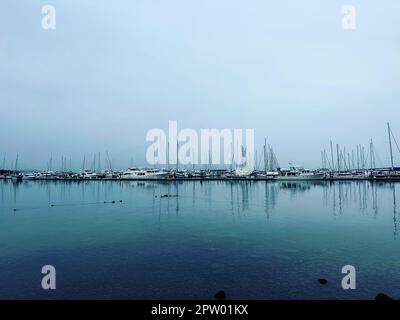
[[214, 290, 226, 301], [375, 293, 393, 300]]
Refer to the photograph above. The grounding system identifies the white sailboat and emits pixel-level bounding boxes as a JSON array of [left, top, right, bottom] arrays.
[[234, 146, 254, 177]]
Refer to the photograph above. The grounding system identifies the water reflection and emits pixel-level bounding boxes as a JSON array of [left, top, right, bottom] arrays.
[[323, 181, 399, 239], [1, 179, 399, 238]]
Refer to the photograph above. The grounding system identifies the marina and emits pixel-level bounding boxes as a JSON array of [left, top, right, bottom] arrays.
[[2, 123, 399, 182], [2, 167, 400, 182]]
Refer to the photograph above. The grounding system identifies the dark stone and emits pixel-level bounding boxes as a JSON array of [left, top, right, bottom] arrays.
[[318, 279, 328, 285], [375, 293, 393, 300], [214, 290, 226, 301]]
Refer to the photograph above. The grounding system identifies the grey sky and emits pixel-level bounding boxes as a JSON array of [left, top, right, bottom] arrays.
[[1, 0, 400, 170]]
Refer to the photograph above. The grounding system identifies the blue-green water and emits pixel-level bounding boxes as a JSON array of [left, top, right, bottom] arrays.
[[0, 180, 399, 300]]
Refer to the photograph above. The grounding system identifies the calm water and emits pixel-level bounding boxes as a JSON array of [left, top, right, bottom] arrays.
[[0, 179, 399, 300]]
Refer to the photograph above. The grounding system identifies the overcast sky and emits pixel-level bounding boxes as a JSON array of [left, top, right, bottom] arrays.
[[1, 0, 400, 170]]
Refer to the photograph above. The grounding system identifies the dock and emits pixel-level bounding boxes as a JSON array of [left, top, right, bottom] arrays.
[[2, 168, 400, 182]]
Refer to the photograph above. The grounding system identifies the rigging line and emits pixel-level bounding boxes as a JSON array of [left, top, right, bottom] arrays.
[[363, 148, 370, 168], [373, 146, 384, 168], [325, 154, 332, 170], [390, 128, 400, 155]]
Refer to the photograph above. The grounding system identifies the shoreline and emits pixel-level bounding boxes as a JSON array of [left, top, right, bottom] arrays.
[[2, 176, 400, 182]]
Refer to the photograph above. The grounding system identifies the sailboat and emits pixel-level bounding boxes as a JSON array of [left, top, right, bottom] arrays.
[[11, 154, 23, 182], [234, 146, 254, 177]]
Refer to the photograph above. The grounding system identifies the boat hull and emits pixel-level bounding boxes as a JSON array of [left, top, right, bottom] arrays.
[[275, 173, 326, 181], [120, 173, 169, 180]]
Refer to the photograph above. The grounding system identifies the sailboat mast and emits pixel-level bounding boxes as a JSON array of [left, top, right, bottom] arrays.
[[106, 151, 112, 170], [369, 139, 373, 170], [263, 138, 267, 174], [176, 140, 179, 171], [372, 141, 376, 168], [15, 154, 19, 171], [330, 141, 335, 172], [388, 122, 394, 170], [2, 153, 5, 170], [324, 150, 329, 169], [347, 152, 351, 170], [336, 144, 340, 172], [361, 146, 365, 169], [343, 146, 347, 169], [98, 152, 101, 172]]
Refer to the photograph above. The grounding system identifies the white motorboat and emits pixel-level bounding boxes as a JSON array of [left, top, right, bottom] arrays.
[[276, 166, 326, 181], [79, 170, 98, 179], [34, 171, 57, 179], [23, 172, 37, 180], [121, 168, 169, 180]]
